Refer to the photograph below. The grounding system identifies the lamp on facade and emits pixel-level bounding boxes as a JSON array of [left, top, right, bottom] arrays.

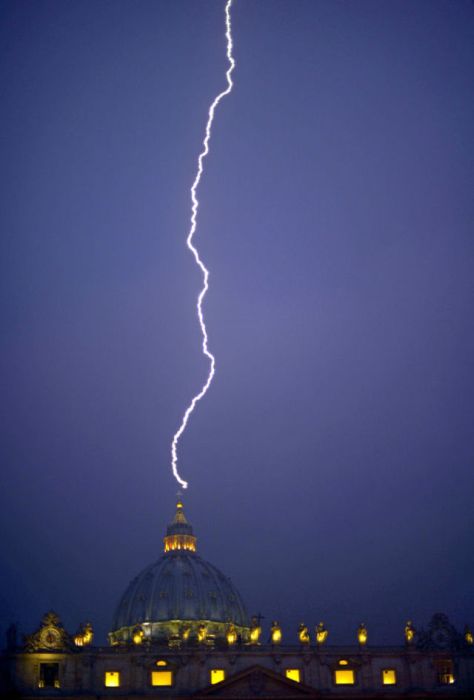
[[83, 623, 93, 645], [226, 623, 237, 646], [298, 623, 310, 644], [316, 622, 328, 645], [197, 624, 207, 644], [357, 623, 368, 646], [132, 625, 145, 645], [74, 622, 94, 647], [249, 616, 261, 645], [405, 621, 415, 645], [271, 621, 282, 645]]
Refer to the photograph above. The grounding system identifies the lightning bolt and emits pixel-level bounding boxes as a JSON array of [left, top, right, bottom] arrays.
[[171, 0, 236, 490]]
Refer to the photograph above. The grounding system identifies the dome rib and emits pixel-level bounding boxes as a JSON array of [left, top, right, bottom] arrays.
[[188, 554, 206, 619]]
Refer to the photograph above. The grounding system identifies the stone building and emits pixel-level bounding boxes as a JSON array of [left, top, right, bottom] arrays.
[[2, 498, 473, 698]]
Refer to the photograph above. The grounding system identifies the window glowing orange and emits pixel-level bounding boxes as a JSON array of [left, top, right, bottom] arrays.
[[285, 669, 301, 682], [436, 660, 455, 685], [105, 671, 120, 687], [163, 534, 196, 552], [382, 669, 396, 685], [210, 669, 225, 684], [151, 671, 173, 687], [334, 669, 355, 685]]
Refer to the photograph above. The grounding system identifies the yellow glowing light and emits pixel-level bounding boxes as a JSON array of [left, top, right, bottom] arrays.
[[405, 621, 415, 644], [339, 660, 349, 666], [156, 660, 167, 667], [465, 628, 473, 645], [105, 671, 120, 688], [298, 624, 310, 644], [151, 671, 173, 687], [163, 534, 197, 553], [382, 669, 396, 685], [197, 625, 207, 643], [437, 661, 455, 685], [334, 669, 355, 685], [271, 622, 282, 644], [357, 624, 368, 646], [249, 617, 261, 644], [285, 669, 301, 683], [132, 625, 145, 645], [82, 624, 93, 645], [226, 626, 237, 645], [210, 669, 226, 685], [250, 626, 261, 643], [74, 622, 94, 647], [316, 622, 328, 645]]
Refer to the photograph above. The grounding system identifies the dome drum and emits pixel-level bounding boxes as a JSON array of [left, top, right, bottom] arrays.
[[109, 619, 250, 647]]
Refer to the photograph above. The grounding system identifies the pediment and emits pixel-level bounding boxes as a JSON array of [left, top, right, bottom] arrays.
[[194, 664, 318, 698]]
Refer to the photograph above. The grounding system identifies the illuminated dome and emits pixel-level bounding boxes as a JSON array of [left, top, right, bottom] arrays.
[[109, 498, 250, 645]]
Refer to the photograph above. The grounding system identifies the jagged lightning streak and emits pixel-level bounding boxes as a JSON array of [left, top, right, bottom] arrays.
[[171, 0, 235, 490]]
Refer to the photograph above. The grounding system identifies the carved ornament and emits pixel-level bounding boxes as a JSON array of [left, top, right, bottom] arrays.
[[23, 611, 72, 652], [416, 613, 464, 651]]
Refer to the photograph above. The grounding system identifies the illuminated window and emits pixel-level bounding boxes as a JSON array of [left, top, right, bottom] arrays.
[[39, 664, 59, 688], [334, 669, 355, 685], [436, 660, 455, 685], [382, 669, 396, 685], [210, 669, 226, 685], [285, 669, 301, 683], [104, 671, 120, 687], [151, 670, 173, 687]]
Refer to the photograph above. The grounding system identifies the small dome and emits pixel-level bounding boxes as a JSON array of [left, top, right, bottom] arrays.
[[109, 498, 250, 645]]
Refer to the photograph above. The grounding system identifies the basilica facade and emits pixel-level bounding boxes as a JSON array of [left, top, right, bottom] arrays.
[[2, 499, 473, 698]]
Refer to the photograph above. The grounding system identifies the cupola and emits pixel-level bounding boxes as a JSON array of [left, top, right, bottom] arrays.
[[163, 494, 197, 553]]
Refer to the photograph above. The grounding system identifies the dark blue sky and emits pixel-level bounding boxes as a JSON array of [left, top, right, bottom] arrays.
[[1, 0, 473, 646]]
